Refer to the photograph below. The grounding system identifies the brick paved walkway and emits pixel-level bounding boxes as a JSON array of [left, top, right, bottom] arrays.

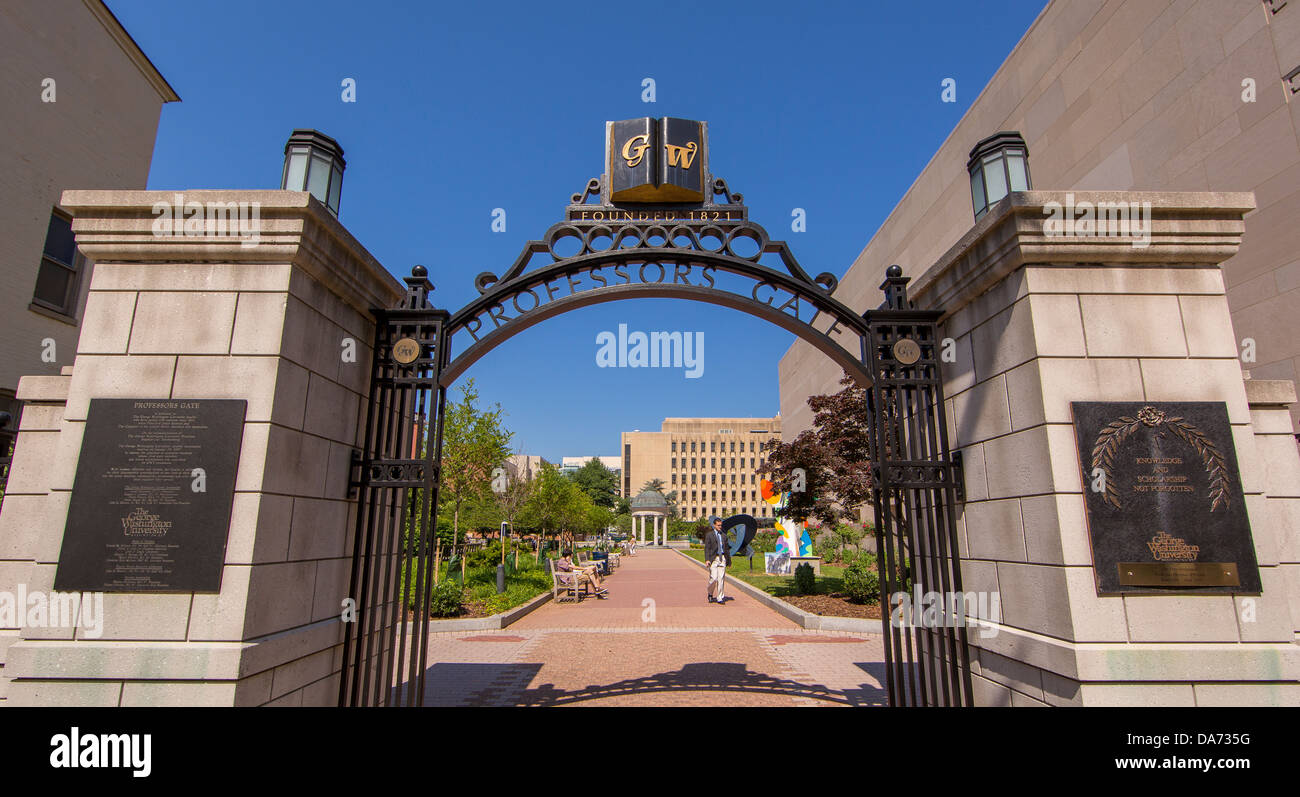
[[419, 549, 887, 706]]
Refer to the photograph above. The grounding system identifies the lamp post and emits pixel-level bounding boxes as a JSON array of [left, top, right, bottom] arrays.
[[281, 129, 346, 216], [967, 131, 1031, 220]]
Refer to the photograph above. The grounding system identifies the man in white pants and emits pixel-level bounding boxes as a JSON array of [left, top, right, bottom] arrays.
[[704, 516, 731, 604]]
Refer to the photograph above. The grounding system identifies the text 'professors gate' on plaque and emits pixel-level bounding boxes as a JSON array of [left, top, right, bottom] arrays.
[[54, 399, 245, 593]]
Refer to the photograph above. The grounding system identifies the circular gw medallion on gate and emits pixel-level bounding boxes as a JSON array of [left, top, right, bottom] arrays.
[[892, 337, 921, 365], [392, 337, 421, 365]]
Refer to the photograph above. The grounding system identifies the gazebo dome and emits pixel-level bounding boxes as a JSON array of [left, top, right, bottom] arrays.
[[630, 490, 670, 514]]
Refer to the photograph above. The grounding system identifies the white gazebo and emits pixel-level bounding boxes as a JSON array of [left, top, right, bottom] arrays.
[[629, 489, 672, 546]]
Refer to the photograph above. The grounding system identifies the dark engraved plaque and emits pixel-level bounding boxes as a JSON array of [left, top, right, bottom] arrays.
[[54, 399, 245, 593], [1071, 401, 1260, 595]]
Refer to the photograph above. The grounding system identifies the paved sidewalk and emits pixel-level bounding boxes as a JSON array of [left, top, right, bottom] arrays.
[[419, 549, 886, 706]]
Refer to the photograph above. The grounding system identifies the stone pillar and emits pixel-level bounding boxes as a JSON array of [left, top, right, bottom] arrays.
[[0, 190, 402, 706], [910, 191, 1300, 706]]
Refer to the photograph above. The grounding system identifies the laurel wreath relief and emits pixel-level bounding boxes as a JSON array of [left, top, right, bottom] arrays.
[[1089, 406, 1231, 512]]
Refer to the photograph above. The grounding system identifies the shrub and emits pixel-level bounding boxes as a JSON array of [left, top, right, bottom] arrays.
[[429, 580, 464, 617], [843, 561, 880, 605], [841, 549, 859, 568], [794, 562, 815, 595], [815, 540, 839, 563]]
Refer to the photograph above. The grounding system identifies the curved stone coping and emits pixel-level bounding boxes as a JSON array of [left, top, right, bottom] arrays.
[[408, 586, 554, 634], [673, 549, 880, 634]]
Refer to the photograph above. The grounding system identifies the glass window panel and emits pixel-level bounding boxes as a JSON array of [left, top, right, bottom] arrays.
[[969, 167, 985, 216], [1006, 154, 1029, 191], [982, 156, 1008, 203], [34, 258, 72, 310], [327, 169, 343, 213], [283, 150, 308, 190], [42, 212, 77, 265], [307, 154, 331, 200]]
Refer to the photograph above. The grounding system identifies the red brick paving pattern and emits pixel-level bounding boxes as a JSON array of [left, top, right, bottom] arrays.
[[421, 549, 886, 706]]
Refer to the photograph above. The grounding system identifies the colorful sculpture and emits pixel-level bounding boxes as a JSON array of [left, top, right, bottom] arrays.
[[760, 478, 812, 557]]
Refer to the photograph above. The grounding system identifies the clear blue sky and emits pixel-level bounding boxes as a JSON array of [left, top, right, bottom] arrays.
[[110, 0, 1046, 462]]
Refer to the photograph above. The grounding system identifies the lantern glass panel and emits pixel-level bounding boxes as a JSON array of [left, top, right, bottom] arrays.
[[307, 153, 332, 200], [327, 170, 343, 214], [970, 167, 986, 217], [982, 154, 1008, 203], [1006, 153, 1029, 191], [283, 149, 308, 190]]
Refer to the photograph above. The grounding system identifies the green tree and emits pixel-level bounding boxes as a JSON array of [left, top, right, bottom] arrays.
[[640, 478, 665, 494], [521, 463, 582, 549], [570, 458, 619, 508], [438, 379, 512, 580]]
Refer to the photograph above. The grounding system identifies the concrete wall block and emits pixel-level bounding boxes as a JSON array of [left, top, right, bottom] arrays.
[[311, 558, 351, 624], [1021, 493, 1094, 566], [16, 403, 65, 432], [1006, 357, 1144, 430], [223, 492, 294, 566], [1064, 566, 1129, 642], [963, 498, 1027, 561], [90, 263, 292, 293], [271, 359, 311, 431], [994, 562, 1076, 639], [971, 672, 1012, 706], [1179, 294, 1241, 357], [127, 292, 238, 354], [172, 356, 282, 422], [958, 443, 989, 502], [120, 680, 237, 707], [187, 565, 252, 642], [952, 374, 1012, 446], [76, 291, 137, 354], [242, 561, 318, 639], [270, 647, 334, 700], [1192, 682, 1300, 707], [939, 333, 975, 396], [1079, 294, 1188, 357], [303, 373, 360, 444], [4, 430, 62, 494], [1023, 265, 1226, 295], [1236, 567, 1296, 643], [1040, 670, 1083, 706], [288, 498, 350, 561], [1254, 432, 1300, 498], [4, 680, 122, 706], [1079, 682, 1196, 707], [1138, 358, 1252, 424], [94, 590, 192, 641], [259, 426, 332, 498], [232, 422, 271, 494], [230, 293, 289, 356], [299, 669, 341, 707], [63, 355, 177, 421], [280, 297, 345, 382], [1122, 593, 1240, 642]]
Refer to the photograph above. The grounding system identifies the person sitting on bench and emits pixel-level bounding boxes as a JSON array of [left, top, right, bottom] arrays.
[[555, 549, 608, 598]]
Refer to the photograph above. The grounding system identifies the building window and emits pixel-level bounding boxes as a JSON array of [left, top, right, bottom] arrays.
[[671, 473, 676, 485], [691, 473, 697, 485], [691, 441, 696, 453], [749, 442, 754, 452], [671, 441, 677, 453], [32, 209, 85, 319]]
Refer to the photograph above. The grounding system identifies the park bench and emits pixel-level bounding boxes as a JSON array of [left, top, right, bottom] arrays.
[[550, 567, 590, 603]]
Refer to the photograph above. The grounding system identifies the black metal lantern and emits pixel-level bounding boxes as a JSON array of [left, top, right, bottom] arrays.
[[281, 129, 346, 216], [967, 131, 1030, 220]]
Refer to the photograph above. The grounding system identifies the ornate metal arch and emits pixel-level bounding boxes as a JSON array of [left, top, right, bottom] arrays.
[[436, 176, 868, 386]]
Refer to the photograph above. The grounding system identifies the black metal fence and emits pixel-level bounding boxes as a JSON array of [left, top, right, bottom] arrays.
[[864, 266, 974, 707]]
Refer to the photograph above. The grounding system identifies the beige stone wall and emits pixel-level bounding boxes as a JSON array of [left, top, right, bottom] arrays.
[[0, 0, 176, 405], [780, 0, 1300, 437], [0, 190, 401, 706], [912, 191, 1299, 706]]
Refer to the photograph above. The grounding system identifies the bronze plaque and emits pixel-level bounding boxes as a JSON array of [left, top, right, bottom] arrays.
[[1117, 562, 1240, 588], [53, 399, 245, 593], [1071, 402, 1260, 595], [392, 337, 421, 364]]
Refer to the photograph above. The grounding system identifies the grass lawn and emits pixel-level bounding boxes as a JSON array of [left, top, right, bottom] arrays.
[[679, 548, 846, 597], [417, 552, 558, 619]]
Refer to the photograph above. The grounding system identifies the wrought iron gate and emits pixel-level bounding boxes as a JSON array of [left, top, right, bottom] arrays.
[[339, 266, 448, 707], [864, 265, 974, 707]]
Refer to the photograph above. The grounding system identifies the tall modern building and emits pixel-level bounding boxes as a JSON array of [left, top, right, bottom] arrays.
[[621, 416, 781, 520], [0, 0, 179, 422], [779, 0, 1300, 439]]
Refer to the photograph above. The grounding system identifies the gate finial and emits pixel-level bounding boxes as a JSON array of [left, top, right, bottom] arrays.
[[879, 264, 912, 310], [403, 264, 434, 310]]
